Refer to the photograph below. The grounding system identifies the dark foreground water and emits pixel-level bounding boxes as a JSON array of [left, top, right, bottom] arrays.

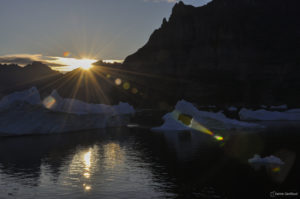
[[0, 123, 299, 198]]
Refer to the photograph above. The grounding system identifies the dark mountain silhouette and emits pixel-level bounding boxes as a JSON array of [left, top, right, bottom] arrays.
[[0, 62, 62, 98], [49, 64, 144, 105], [0, 61, 144, 106], [123, 0, 300, 107]]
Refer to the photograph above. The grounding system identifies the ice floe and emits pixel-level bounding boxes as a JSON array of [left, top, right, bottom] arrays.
[[270, 104, 288, 110], [43, 90, 135, 115], [153, 100, 262, 131], [239, 108, 300, 121], [248, 154, 284, 166], [0, 87, 41, 110], [0, 87, 135, 135]]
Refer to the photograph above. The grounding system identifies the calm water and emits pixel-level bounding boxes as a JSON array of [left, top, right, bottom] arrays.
[[0, 124, 299, 198]]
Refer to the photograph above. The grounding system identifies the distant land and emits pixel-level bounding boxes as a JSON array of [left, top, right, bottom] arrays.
[[1, 0, 300, 109]]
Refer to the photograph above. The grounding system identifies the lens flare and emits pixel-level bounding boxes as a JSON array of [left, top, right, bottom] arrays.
[[190, 119, 214, 136], [63, 51, 70, 57], [43, 96, 56, 109], [115, 78, 122, 86], [272, 167, 281, 173], [175, 112, 224, 142], [131, 88, 138, 94], [214, 135, 224, 141], [123, 82, 130, 90]]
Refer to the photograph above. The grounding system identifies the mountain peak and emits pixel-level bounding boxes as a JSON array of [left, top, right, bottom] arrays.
[[23, 61, 55, 73], [123, 0, 300, 106]]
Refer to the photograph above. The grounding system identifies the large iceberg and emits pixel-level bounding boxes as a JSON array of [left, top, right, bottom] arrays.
[[43, 90, 135, 115], [239, 108, 300, 121], [153, 100, 262, 131], [0, 87, 135, 136], [0, 87, 41, 109]]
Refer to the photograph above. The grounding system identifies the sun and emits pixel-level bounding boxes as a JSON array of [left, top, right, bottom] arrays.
[[52, 57, 97, 71], [79, 59, 95, 70]]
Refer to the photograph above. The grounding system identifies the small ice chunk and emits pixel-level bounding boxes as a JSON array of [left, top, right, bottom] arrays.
[[248, 154, 285, 166], [270, 104, 288, 110], [228, 106, 238, 111]]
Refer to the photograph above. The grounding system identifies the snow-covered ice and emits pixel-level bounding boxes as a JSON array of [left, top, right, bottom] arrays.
[[0, 87, 41, 110], [248, 154, 284, 166], [153, 100, 263, 131], [239, 108, 300, 121], [44, 90, 135, 115], [0, 87, 135, 136]]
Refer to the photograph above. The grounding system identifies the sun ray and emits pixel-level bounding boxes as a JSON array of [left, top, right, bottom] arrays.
[[86, 70, 110, 104], [91, 69, 133, 99]]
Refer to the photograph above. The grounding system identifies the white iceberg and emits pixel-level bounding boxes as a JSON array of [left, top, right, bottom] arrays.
[[0, 87, 41, 110], [153, 100, 262, 131], [43, 90, 135, 115], [239, 108, 300, 121], [248, 154, 285, 166], [0, 87, 135, 136]]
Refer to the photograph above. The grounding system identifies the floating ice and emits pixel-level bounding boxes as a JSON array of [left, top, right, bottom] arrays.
[[239, 108, 300, 121], [248, 154, 285, 166], [44, 90, 135, 115], [153, 100, 262, 131], [270, 104, 288, 110], [0, 87, 41, 110], [0, 88, 135, 136]]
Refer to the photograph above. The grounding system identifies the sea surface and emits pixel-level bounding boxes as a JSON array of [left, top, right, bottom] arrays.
[[0, 122, 299, 198]]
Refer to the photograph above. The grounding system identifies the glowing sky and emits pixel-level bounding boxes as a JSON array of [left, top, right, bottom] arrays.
[[0, 0, 211, 71]]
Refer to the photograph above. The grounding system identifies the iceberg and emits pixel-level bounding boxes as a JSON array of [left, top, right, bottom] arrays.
[[248, 154, 284, 166], [270, 104, 288, 110], [153, 100, 262, 131], [228, 106, 238, 111], [239, 108, 300, 121], [0, 87, 41, 110], [43, 90, 135, 115], [0, 87, 135, 136]]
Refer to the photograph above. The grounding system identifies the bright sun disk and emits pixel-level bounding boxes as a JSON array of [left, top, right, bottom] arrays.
[[52, 57, 97, 71]]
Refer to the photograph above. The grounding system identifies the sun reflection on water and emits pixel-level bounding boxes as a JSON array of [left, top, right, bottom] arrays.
[[65, 146, 100, 192], [84, 150, 91, 170], [61, 143, 127, 192], [103, 143, 124, 169]]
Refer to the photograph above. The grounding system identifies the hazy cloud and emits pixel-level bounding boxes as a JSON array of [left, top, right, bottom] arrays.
[[0, 54, 66, 68], [0, 54, 43, 66]]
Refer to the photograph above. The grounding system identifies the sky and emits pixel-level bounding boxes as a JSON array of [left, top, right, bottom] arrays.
[[0, 0, 211, 71]]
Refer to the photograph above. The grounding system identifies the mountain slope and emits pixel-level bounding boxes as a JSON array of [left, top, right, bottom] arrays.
[[123, 0, 300, 107], [0, 62, 62, 97]]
